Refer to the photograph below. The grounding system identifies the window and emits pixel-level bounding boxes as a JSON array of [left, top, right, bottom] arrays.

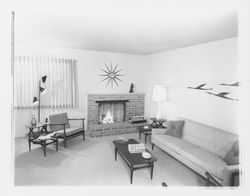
[[14, 56, 77, 108]]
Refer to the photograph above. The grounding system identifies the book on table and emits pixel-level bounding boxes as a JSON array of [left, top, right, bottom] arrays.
[[128, 143, 146, 153]]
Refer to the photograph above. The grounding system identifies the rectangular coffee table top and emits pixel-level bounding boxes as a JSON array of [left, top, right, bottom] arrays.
[[113, 139, 157, 166]]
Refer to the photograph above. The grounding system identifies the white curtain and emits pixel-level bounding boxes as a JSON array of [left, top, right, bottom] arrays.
[[14, 56, 76, 108]]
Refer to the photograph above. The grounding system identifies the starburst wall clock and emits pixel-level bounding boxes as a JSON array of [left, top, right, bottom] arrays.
[[100, 62, 124, 88]]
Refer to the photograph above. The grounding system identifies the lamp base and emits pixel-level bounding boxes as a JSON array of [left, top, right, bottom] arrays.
[[155, 102, 161, 120], [155, 113, 161, 120]]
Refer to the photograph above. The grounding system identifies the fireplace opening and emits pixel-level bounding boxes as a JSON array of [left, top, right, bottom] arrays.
[[96, 100, 129, 124]]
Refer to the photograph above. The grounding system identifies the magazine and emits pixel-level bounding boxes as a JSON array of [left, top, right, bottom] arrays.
[[128, 143, 146, 153]]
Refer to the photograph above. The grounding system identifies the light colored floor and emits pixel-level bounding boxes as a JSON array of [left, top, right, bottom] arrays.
[[14, 133, 206, 186]]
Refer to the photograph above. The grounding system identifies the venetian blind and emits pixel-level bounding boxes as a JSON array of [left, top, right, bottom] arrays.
[[14, 56, 76, 108]]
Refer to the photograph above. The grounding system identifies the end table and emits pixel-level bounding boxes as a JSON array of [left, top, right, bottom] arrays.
[[138, 125, 152, 144], [150, 118, 167, 128], [26, 123, 58, 156]]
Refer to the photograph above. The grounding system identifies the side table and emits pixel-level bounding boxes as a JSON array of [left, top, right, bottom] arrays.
[[26, 123, 58, 156], [138, 125, 152, 144], [150, 118, 167, 128]]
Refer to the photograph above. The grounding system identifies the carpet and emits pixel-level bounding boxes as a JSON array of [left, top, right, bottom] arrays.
[[14, 133, 206, 186]]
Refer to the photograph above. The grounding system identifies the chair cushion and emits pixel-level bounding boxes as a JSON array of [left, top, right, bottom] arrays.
[[49, 113, 70, 132], [224, 140, 239, 165], [165, 120, 185, 138], [55, 127, 83, 137]]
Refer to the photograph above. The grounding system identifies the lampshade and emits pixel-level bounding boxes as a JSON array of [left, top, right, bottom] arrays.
[[40, 87, 47, 94], [41, 75, 47, 83], [152, 85, 167, 102], [33, 97, 39, 105]]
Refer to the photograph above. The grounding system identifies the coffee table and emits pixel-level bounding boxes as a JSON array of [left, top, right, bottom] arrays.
[[113, 138, 157, 184]]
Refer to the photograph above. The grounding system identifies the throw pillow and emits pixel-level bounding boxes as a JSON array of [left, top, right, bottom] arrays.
[[165, 120, 185, 138], [224, 140, 239, 165]]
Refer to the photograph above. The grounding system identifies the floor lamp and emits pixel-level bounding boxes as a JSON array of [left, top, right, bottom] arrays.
[[33, 75, 47, 123], [152, 85, 166, 119]]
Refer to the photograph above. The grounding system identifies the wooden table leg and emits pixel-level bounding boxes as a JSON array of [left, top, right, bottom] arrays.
[[152, 143, 154, 150], [115, 147, 118, 161], [151, 162, 154, 180], [28, 140, 31, 151], [56, 139, 58, 152], [139, 131, 141, 140], [43, 141, 47, 157], [28, 127, 33, 151], [130, 166, 134, 184]]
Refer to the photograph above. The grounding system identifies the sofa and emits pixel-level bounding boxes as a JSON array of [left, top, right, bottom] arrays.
[[151, 118, 239, 186]]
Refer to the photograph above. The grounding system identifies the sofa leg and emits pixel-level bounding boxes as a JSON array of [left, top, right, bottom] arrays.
[[63, 140, 67, 148], [206, 179, 210, 186], [152, 143, 154, 150]]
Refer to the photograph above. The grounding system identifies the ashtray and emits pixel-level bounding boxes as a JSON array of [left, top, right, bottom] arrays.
[[142, 151, 151, 159]]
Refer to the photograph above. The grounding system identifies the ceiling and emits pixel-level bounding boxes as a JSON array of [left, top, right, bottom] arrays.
[[13, 0, 238, 55]]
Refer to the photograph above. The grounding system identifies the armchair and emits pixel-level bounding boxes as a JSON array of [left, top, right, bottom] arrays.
[[49, 113, 85, 148]]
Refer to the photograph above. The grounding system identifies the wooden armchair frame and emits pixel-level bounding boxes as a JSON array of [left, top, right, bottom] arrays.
[[49, 115, 85, 148]]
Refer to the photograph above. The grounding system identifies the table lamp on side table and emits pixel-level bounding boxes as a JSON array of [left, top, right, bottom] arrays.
[[152, 85, 166, 119]]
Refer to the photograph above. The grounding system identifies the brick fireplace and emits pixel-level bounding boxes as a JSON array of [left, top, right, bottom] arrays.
[[87, 93, 146, 137]]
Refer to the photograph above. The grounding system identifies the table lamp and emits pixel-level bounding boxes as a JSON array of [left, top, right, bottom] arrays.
[[152, 85, 166, 119]]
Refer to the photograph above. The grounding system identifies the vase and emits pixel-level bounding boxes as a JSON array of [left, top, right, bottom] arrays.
[[31, 110, 37, 126]]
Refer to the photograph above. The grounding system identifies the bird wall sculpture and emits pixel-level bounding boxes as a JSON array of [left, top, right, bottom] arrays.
[[220, 82, 239, 87], [207, 92, 238, 101], [187, 82, 239, 101], [187, 84, 213, 90]]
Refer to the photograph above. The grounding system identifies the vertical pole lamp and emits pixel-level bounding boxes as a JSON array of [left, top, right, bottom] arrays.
[[152, 85, 166, 119], [33, 75, 47, 123]]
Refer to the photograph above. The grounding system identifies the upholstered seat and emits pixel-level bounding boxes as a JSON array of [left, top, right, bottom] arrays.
[[55, 127, 84, 137], [49, 113, 85, 148], [153, 134, 227, 180]]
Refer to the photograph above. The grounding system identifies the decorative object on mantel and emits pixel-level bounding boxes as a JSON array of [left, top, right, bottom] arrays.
[[129, 115, 146, 124], [32, 75, 47, 122], [187, 81, 239, 101], [152, 85, 166, 119], [100, 62, 124, 88], [188, 84, 213, 90], [129, 83, 134, 93]]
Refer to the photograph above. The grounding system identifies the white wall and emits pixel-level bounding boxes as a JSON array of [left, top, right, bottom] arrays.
[[14, 44, 147, 137], [142, 37, 238, 134]]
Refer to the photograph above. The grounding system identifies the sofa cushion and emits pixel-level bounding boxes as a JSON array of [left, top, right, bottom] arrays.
[[165, 120, 185, 138], [224, 140, 239, 165], [152, 134, 227, 180], [181, 118, 238, 158]]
